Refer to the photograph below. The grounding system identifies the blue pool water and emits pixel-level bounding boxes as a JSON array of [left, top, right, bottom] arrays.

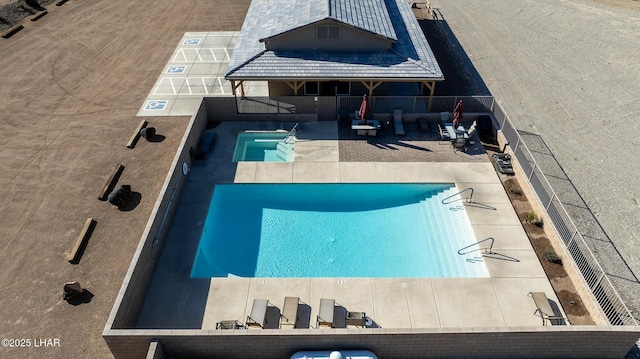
[[190, 184, 489, 278], [232, 132, 294, 162]]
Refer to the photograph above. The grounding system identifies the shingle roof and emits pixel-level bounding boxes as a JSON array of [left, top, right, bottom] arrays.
[[258, 0, 397, 42], [226, 0, 443, 81]]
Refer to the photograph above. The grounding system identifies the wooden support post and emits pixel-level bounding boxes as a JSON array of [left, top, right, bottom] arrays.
[[67, 218, 97, 264], [285, 81, 304, 95], [425, 81, 436, 112], [360, 81, 383, 96], [126, 119, 147, 149], [231, 80, 245, 97]]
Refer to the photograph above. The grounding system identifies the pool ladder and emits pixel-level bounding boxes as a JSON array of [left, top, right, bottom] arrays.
[[284, 123, 299, 144], [457, 237, 495, 255], [441, 187, 474, 204]]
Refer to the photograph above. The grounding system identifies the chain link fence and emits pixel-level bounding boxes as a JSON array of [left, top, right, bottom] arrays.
[[494, 101, 638, 326]]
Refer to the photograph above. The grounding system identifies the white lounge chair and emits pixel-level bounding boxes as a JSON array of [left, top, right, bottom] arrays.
[[246, 299, 269, 328], [280, 296, 299, 329], [529, 292, 564, 325], [317, 298, 335, 328]]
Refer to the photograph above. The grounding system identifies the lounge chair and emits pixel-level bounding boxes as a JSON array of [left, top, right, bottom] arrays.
[[280, 296, 299, 329], [492, 153, 515, 175], [246, 299, 269, 328], [216, 320, 244, 330], [316, 298, 335, 328], [529, 292, 564, 325], [393, 108, 405, 135], [346, 311, 366, 327]]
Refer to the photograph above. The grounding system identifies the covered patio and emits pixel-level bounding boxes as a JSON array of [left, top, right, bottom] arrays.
[[225, 0, 444, 100]]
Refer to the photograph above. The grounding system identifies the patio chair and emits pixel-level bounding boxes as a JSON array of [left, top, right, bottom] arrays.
[[528, 292, 564, 325], [393, 108, 405, 135], [451, 132, 467, 152], [438, 124, 451, 143], [246, 299, 269, 328], [467, 121, 477, 138], [316, 298, 335, 328], [280, 296, 299, 329]]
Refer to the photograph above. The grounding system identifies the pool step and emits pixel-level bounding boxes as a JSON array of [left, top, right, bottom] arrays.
[[421, 189, 474, 277], [276, 142, 292, 161], [420, 197, 453, 275]]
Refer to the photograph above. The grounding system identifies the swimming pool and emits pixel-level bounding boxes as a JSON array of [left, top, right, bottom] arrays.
[[190, 183, 489, 278], [232, 132, 294, 162]]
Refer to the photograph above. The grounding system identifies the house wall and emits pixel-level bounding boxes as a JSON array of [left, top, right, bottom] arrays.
[[264, 19, 392, 51], [269, 81, 295, 96]]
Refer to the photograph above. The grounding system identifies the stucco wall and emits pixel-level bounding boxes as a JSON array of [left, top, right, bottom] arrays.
[[264, 19, 392, 51], [104, 326, 640, 359]]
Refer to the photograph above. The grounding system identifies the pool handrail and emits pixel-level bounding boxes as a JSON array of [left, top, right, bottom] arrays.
[[284, 123, 299, 144], [441, 187, 474, 204], [457, 237, 495, 255]]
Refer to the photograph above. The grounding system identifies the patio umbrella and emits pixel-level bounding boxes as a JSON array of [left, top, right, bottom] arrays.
[[453, 100, 463, 128], [358, 94, 370, 123]]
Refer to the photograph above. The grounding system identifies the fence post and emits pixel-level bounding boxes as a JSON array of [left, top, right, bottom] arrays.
[[545, 192, 556, 211], [567, 229, 578, 248], [528, 162, 536, 181], [512, 136, 520, 154], [592, 272, 606, 291]]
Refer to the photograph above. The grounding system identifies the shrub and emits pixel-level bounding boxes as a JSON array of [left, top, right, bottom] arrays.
[[544, 248, 562, 264], [525, 211, 543, 228]]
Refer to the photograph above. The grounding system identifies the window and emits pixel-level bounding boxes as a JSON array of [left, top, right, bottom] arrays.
[[335, 82, 350, 96], [304, 81, 319, 95], [317, 25, 340, 39]]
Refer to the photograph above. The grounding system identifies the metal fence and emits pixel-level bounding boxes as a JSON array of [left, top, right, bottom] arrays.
[[236, 96, 317, 114], [236, 95, 496, 115], [494, 101, 637, 326]]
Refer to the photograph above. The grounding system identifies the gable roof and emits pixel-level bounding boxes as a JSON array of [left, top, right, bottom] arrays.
[[259, 0, 397, 42], [226, 0, 443, 81]]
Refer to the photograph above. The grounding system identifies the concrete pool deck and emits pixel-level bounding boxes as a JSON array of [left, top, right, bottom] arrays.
[[137, 121, 562, 330]]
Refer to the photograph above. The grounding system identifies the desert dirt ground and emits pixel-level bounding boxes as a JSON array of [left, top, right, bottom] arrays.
[[0, 0, 639, 358], [0, 1, 250, 358]]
